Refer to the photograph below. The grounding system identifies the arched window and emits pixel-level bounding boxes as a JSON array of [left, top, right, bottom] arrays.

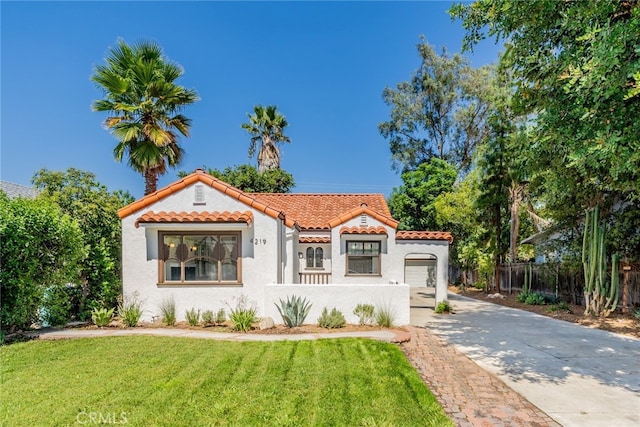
[[315, 247, 323, 268], [306, 247, 315, 268]]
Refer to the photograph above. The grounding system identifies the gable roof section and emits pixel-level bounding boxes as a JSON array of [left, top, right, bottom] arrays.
[[254, 193, 395, 230], [327, 205, 398, 230], [135, 211, 253, 228], [396, 231, 454, 243], [117, 170, 298, 229]]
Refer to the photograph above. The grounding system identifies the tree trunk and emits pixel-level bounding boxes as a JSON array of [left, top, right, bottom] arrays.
[[144, 169, 158, 195], [257, 142, 280, 172]]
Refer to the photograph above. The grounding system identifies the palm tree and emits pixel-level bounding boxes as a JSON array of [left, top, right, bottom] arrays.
[[91, 39, 198, 195], [241, 105, 291, 172]]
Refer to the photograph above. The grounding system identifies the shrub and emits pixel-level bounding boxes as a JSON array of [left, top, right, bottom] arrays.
[[375, 304, 395, 328], [275, 295, 312, 328], [185, 308, 200, 327], [227, 295, 257, 332], [632, 308, 640, 321], [201, 310, 214, 326], [40, 285, 72, 327], [516, 291, 530, 303], [318, 308, 346, 329], [159, 296, 176, 326], [0, 195, 84, 334], [434, 300, 452, 314], [118, 294, 143, 327], [547, 301, 571, 313], [525, 292, 546, 306], [353, 303, 375, 325], [91, 307, 114, 327], [215, 308, 226, 325]]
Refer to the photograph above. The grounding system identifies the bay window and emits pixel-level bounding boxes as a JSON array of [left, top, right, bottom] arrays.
[[159, 231, 241, 284]]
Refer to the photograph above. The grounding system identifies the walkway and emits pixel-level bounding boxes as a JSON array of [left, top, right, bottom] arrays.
[[409, 289, 640, 427]]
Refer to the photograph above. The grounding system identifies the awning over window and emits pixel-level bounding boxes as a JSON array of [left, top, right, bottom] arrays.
[[135, 211, 253, 228], [299, 236, 331, 244], [339, 226, 388, 236]]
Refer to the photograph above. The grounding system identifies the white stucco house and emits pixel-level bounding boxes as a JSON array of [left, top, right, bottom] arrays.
[[118, 169, 453, 325]]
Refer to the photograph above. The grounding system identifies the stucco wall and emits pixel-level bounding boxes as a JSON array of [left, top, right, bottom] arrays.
[[121, 182, 449, 322], [264, 283, 410, 325], [121, 182, 284, 322]]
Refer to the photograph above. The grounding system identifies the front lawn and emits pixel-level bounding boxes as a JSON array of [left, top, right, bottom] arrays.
[[1, 336, 452, 426]]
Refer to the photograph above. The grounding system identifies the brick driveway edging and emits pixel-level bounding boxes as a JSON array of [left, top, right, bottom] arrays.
[[400, 326, 560, 427]]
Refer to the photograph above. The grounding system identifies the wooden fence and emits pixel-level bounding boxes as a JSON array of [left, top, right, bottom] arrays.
[[451, 262, 640, 310]]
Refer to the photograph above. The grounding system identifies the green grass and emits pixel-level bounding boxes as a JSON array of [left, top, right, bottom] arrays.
[[0, 337, 452, 426]]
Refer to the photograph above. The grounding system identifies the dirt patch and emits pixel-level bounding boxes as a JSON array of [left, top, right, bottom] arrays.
[[450, 286, 640, 339], [77, 320, 401, 335]]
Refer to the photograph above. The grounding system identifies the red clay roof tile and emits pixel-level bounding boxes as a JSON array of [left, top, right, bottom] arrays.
[[118, 170, 298, 229], [135, 211, 254, 228], [339, 226, 388, 235], [396, 231, 453, 243], [299, 236, 331, 244]]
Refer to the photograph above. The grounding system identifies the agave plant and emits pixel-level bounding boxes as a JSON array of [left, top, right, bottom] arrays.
[[275, 295, 312, 328]]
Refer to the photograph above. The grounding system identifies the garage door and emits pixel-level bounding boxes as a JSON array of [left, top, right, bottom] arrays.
[[404, 259, 437, 287]]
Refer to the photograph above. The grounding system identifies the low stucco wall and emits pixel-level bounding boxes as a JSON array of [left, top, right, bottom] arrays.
[[264, 283, 410, 326]]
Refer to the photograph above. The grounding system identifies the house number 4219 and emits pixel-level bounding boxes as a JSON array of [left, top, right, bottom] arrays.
[[250, 238, 267, 245]]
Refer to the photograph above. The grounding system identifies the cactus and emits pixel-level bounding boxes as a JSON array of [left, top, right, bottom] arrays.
[[582, 206, 619, 317]]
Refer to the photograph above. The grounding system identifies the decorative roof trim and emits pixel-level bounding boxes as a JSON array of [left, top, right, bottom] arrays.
[[135, 210, 254, 228], [396, 231, 454, 243], [328, 206, 398, 229], [118, 170, 299, 230], [299, 236, 331, 244], [339, 226, 388, 236]]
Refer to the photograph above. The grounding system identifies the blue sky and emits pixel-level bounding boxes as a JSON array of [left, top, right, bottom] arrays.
[[2, 1, 500, 199]]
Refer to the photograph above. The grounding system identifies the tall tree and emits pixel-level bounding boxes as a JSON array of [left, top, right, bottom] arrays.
[[388, 158, 457, 231], [450, 0, 640, 259], [241, 105, 291, 172], [178, 164, 295, 193], [92, 39, 199, 195], [379, 39, 494, 172], [32, 168, 134, 318]]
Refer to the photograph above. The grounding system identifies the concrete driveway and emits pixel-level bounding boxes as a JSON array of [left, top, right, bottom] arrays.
[[411, 288, 640, 427]]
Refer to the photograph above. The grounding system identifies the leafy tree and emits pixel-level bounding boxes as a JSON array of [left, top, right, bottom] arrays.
[[0, 193, 84, 333], [379, 39, 494, 172], [450, 0, 640, 259], [241, 105, 291, 172], [207, 165, 294, 193], [92, 39, 199, 195], [388, 158, 457, 231], [178, 164, 295, 193], [32, 168, 134, 319]]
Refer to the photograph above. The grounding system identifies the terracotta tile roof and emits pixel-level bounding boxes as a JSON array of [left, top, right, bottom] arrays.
[[252, 193, 393, 231], [135, 211, 253, 228], [396, 231, 454, 243], [117, 170, 298, 229], [327, 206, 398, 230], [299, 236, 331, 244], [339, 226, 388, 236]]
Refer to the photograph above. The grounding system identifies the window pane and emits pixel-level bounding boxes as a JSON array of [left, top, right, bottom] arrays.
[[306, 247, 314, 268], [315, 248, 323, 268], [163, 235, 181, 280], [220, 236, 238, 281]]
